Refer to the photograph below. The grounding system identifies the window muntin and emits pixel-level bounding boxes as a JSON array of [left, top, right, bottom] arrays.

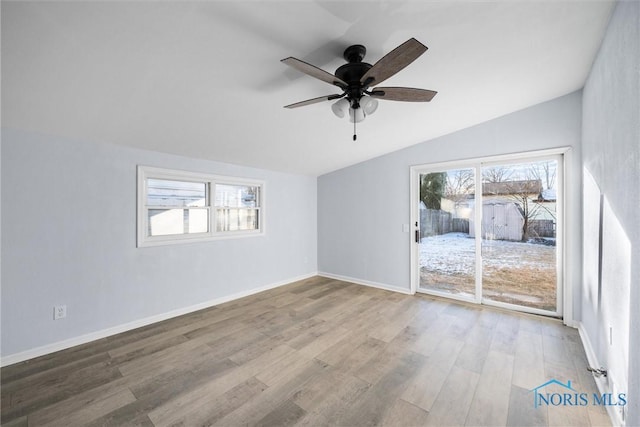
[[138, 167, 264, 247]]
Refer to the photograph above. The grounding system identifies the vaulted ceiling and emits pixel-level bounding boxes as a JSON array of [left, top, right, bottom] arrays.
[[1, 1, 615, 175]]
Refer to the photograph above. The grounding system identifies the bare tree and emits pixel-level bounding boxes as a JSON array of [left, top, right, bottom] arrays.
[[502, 179, 556, 241], [528, 161, 556, 190], [506, 180, 542, 241], [445, 169, 474, 201], [482, 166, 513, 183]]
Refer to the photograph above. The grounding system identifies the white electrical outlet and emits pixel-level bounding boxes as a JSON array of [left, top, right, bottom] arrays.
[[54, 305, 67, 320]]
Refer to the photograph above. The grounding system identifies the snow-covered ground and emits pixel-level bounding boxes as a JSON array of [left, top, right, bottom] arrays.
[[419, 232, 555, 274], [419, 232, 557, 310], [419, 233, 475, 275]]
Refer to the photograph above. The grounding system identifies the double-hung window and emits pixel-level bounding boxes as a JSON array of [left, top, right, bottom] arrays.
[[138, 166, 264, 247]]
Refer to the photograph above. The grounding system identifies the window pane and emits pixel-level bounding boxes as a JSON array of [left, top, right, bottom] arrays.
[[419, 169, 476, 298], [216, 208, 259, 232], [148, 208, 209, 236], [481, 159, 557, 311], [215, 184, 259, 208], [187, 209, 209, 233], [147, 179, 207, 207]]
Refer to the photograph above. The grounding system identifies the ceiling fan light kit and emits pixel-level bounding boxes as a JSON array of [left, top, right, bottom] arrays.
[[282, 38, 437, 140]]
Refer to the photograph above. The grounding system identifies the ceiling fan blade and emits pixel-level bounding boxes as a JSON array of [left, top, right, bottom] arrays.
[[284, 94, 343, 109], [360, 38, 428, 87], [370, 87, 437, 102], [281, 57, 347, 89]]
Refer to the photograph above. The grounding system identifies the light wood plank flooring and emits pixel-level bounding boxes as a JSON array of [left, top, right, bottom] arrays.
[[1, 276, 611, 426]]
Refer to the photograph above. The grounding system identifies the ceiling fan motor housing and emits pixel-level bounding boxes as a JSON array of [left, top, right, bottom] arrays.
[[343, 44, 366, 63], [335, 45, 373, 108]]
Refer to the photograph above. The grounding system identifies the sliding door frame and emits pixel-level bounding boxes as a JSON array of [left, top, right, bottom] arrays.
[[410, 147, 571, 319]]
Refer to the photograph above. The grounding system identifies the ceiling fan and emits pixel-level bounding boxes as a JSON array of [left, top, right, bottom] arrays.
[[281, 38, 437, 140]]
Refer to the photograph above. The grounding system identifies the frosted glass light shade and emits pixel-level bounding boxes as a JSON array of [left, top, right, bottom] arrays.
[[331, 98, 349, 118], [360, 96, 379, 115]]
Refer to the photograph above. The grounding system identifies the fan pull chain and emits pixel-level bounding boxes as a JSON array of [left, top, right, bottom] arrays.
[[353, 109, 357, 141]]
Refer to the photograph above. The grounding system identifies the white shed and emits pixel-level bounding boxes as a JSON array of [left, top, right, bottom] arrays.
[[469, 201, 524, 241]]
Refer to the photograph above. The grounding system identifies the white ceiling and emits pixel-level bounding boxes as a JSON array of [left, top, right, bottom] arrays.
[[2, 1, 615, 176]]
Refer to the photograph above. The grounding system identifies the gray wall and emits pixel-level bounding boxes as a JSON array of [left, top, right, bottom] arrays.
[[582, 1, 640, 425], [1, 129, 317, 360], [318, 91, 583, 309]]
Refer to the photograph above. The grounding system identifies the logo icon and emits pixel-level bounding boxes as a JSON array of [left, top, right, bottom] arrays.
[[530, 379, 579, 408], [530, 378, 626, 408]]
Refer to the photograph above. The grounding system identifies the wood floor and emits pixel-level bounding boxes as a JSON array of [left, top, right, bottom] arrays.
[[1, 276, 611, 426]]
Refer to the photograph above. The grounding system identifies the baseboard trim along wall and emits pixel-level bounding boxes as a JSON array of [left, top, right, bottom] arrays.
[[318, 272, 412, 295], [0, 272, 318, 367], [577, 322, 621, 427]]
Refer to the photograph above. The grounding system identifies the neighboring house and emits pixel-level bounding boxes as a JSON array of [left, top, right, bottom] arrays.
[[468, 179, 556, 241], [536, 188, 558, 222], [483, 179, 543, 199]]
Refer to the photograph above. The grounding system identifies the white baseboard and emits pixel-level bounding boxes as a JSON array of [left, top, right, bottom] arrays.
[[318, 272, 412, 295], [0, 272, 317, 367], [577, 321, 623, 426], [578, 321, 601, 370], [563, 317, 580, 328]]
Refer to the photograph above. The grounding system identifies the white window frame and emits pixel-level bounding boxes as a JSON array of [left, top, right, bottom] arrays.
[[409, 147, 571, 319], [137, 166, 265, 247]]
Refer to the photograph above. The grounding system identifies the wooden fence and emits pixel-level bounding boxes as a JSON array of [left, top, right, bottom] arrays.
[[420, 209, 469, 237], [420, 208, 553, 240], [528, 219, 555, 238]]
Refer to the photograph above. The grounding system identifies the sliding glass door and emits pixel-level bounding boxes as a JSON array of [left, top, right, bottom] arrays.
[[413, 153, 562, 316]]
